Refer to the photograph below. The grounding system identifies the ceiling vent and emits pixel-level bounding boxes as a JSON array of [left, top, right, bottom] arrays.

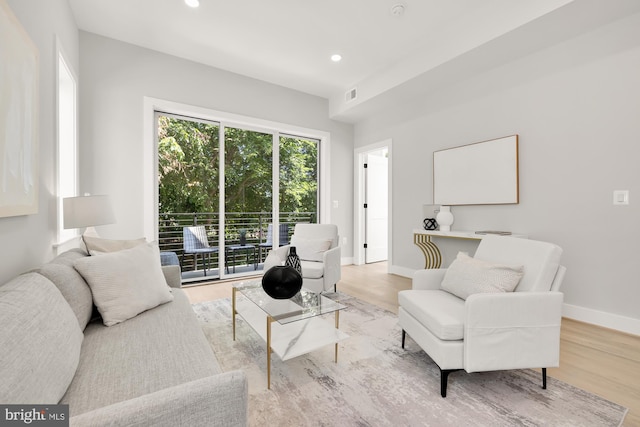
[[345, 88, 357, 103]]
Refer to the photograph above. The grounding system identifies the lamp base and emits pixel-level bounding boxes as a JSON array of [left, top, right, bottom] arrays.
[[82, 227, 101, 238]]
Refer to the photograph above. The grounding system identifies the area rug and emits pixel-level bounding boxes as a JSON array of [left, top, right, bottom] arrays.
[[192, 293, 628, 427]]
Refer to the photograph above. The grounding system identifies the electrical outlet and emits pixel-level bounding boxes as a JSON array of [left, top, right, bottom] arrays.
[[613, 190, 629, 205]]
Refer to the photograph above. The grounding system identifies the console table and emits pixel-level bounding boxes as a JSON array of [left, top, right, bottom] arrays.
[[413, 229, 526, 269]]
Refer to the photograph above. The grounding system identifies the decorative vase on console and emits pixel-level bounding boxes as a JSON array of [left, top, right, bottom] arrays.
[[285, 246, 303, 275], [436, 206, 454, 232]]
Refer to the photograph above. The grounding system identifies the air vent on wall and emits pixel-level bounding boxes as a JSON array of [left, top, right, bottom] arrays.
[[345, 87, 357, 102]]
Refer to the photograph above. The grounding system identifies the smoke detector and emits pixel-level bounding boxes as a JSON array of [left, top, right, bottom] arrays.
[[391, 4, 406, 16]]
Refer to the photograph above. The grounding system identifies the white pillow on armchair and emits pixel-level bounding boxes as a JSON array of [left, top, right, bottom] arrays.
[[440, 252, 524, 300], [289, 236, 332, 261]]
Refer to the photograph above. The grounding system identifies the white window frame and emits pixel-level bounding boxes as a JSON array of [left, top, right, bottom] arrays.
[[55, 40, 79, 247], [143, 97, 330, 243]]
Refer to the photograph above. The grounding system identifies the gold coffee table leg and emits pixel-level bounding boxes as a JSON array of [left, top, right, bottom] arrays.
[[232, 287, 237, 341], [335, 310, 340, 363], [267, 315, 274, 389]]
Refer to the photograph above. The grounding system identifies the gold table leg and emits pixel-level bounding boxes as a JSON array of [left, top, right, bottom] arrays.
[[335, 310, 340, 363], [267, 315, 274, 389], [232, 287, 237, 341], [413, 233, 442, 269]]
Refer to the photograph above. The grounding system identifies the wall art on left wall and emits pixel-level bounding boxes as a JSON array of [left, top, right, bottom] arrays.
[[0, 0, 39, 218]]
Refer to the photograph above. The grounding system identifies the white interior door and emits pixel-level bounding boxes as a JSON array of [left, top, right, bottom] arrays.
[[365, 152, 388, 263]]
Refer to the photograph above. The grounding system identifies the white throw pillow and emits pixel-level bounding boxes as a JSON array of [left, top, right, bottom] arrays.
[[289, 236, 332, 261], [441, 252, 524, 300], [74, 243, 173, 326], [83, 235, 147, 254]]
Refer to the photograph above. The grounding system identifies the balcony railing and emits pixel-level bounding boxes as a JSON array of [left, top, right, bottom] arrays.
[[158, 211, 316, 278]]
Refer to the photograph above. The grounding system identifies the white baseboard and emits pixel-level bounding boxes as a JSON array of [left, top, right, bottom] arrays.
[[388, 265, 414, 278], [341, 257, 354, 266], [563, 303, 640, 336]]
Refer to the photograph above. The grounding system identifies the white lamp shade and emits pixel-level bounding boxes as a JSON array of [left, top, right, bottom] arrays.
[[63, 195, 116, 229]]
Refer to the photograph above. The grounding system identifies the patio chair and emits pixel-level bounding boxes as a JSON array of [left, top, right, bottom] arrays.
[[258, 223, 289, 260], [182, 226, 218, 276]]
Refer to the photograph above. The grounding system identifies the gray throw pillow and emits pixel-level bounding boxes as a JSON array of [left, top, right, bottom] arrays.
[[74, 243, 173, 326], [0, 273, 83, 404]]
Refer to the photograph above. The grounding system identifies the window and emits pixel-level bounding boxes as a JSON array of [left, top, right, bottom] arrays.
[[154, 109, 324, 281], [56, 50, 78, 243]]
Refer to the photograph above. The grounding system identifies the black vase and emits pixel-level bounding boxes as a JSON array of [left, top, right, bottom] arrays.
[[423, 218, 438, 230], [262, 265, 303, 299], [285, 246, 303, 275]]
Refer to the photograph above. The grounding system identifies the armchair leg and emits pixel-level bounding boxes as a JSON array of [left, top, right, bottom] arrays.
[[542, 368, 547, 389], [440, 369, 458, 398], [401, 330, 406, 349]]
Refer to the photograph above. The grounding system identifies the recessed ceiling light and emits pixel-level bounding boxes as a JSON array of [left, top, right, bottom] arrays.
[[185, 0, 199, 8], [331, 54, 342, 62]]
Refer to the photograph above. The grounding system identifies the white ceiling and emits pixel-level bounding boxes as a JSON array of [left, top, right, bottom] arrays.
[[67, 0, 640, 121]]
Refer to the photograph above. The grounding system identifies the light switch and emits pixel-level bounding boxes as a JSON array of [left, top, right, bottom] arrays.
[[333, 200, 339, 208], [613, 190, 629, 205]]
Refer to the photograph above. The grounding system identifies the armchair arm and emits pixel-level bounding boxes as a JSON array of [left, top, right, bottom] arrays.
[[322, 245, 341, 287], [162, 265, 182, 288], [270, 245, 290, 262], [412, 269, 447, 290], [70, 371, 248, 427], [463, 292, 563, 373]]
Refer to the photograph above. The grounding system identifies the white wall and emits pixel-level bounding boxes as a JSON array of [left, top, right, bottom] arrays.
[[0, 0, 78, 284], [78, 33, 354, 256], [354, 12, 640, 332]]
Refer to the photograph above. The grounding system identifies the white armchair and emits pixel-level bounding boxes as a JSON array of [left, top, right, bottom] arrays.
[[398, 235, 566, 397], [272, 224, 341, 293]]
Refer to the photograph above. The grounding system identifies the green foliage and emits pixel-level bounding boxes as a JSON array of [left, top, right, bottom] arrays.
[[157, 116, 318, 217]]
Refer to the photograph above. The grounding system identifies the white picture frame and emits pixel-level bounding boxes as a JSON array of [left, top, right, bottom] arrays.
[[0, 1, 39, 217], [433, 135, 519, 206]]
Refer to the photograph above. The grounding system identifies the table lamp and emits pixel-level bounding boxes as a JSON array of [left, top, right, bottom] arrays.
[[63, 194, 116, 237]]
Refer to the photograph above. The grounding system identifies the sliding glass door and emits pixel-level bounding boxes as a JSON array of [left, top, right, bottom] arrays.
[[156, 113, 319, 283], [279, 135, 319, 227], [224, 127, 273, 276]]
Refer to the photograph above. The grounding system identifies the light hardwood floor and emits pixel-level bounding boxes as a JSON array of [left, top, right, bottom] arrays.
[[183, 262, 640, 426]]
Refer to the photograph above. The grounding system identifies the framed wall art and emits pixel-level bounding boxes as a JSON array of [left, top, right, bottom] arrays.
[[0, 0, 39, 217], [433, 135, 519, 206]]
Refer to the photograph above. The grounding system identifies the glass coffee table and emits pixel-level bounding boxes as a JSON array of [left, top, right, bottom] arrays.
[[232, 281, 349, 389]]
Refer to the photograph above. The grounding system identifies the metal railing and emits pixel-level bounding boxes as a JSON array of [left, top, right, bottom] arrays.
[[158, 211, 316, 274]]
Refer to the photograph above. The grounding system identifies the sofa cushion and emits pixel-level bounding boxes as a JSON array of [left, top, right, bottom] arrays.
[[290, 236, 332, 261], [0, 273, 83, 403], [441, 252, 524, 300], [300, 260, 324, 279], [74, 243, 173, 326], [60, 289, 221, 416], [83, 235, 146, 254], [39, 262, 94, 330], [398, 289, 465, 341]]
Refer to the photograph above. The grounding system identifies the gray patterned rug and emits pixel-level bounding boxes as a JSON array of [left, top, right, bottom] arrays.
[[192, 293, 627, 427]]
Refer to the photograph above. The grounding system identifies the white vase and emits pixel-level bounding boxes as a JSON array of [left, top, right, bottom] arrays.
[[436, 206, 454, 232]]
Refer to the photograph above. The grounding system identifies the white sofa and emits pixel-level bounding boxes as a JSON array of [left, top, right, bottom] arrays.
[[398, 235, 566, 397]]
